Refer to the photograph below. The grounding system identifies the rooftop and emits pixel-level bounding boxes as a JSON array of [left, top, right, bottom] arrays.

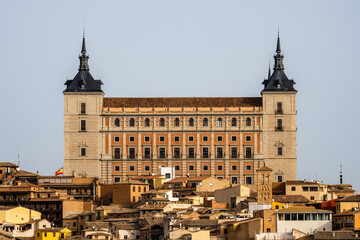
[[277, 206, 331, 213]]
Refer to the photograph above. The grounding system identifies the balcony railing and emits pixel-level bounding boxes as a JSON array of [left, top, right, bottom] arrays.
[[275, 126, 284, 131]]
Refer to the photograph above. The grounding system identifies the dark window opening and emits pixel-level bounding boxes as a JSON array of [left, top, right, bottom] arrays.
[[202, 147, 209, 158], [188, 147, 195, 158], [217, 147, 223, 158], [80, 103, 86, 114]]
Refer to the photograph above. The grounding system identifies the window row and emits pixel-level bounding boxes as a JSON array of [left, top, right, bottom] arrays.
[[111, 146, 253, 159], [113, 117, 254, 127], [278, 213, 330, 221], [113, 135, 251, 143]]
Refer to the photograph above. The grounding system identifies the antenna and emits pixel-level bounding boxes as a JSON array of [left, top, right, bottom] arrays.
[[340, 164, 343, 184]]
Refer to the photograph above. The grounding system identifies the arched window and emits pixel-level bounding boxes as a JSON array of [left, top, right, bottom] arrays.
[[114, 118, 120, 127], [246, 117, 251, 127], [129, 118, 135, 127], [266, 174, 269, 185], [217, 118, 223, 127], [174, 118, 180, 127], [231, 118, 237, 127], [189, 118, 194, 127], [159, 118, 165, 127], [144, 118, 150, 127], [203, 118, 208, 127], [261, 174, 264, 185]]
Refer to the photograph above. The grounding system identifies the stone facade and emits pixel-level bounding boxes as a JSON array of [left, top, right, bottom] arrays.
[[63, 35, 297, 185]]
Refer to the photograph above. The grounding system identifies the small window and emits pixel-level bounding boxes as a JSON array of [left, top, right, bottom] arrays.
[[189, 118, 194, 127], [129, 166, 135, 172], [129, 118, 135, 127], [245, 176, 252, 184], [144, 118, 150, 127], [144, 136, 150, 142], [114, 136, 120, 142], [276, 119, 283, 130], [310, 196, 315, 200], [245, 136, 251, 142], [277, 102, 283, 114], [115, 118, 120, 127], [144, 165, 150, 171], [231, 136, 237, 142], [174, 165, 180, 171], [231, 177, 238, 184], [231, 147, 237, 158], [277, 147, 283, 155], [203, 118, 208, 127], [278, 176, 283, 182], [174, 136, 180, 142], [217, 165, 223, 171], [81, 148, 86, 156], [129, 136, 135, 142], [188, 147, 195, 158], [174, 118, 180, 127], [114, 177, 120, 182], [159, 136, 165, 142], [203, 165, 209, 171], [188, 165, 194, 171], [246, 165, 251, 171], [291, 187, 296, 191], [159, 118, 165, 127], [80, 120, 86, 131], [231, 118, 237, 126], [188, 136, 194, 142], [80, 103, 86, 114], [217, 118, 223, 127], [138, 186, 141, 192], [114, 166, 120, 172], [203, 136, 208, 142], [246, 117, 251, 127], [231, 165, 237, 171], [217, 136, 223, 142], [245, 147, 252, 158]]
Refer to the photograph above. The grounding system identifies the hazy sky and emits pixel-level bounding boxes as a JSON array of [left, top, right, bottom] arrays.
[[0, 1, 359, 192]]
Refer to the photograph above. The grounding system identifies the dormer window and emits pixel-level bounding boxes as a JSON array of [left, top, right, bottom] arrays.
[[81, 84, 85, 89]]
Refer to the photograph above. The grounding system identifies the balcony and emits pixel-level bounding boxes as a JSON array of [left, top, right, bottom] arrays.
[[275, 109, 283, 114], [275, 126, 284, 131]]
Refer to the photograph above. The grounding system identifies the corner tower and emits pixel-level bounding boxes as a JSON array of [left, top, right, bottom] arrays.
[[261, 34, 297, 182], [63, 34, 104, 178]]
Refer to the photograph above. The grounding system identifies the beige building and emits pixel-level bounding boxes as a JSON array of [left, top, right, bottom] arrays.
[[285, 180, 331, 202], [63, 35, 297, 186], [0, 206, 41, 224]]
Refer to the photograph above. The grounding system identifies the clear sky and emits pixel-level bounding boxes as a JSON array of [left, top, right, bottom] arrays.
[[0, 1, 359, 192]]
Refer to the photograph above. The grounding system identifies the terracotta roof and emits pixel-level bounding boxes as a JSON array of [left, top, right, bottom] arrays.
[[103, 97, 262, 108], [14, 170, 38, 177], [333, 209, 360, 217], [286, 180, 324, 186], [277, 206, 331, 213], [95, 205, 123, 211], [165, 177, 208, 184], [257, 165, 273, 171], [138, 203, 167, 210], [0, 162, 18, 167], [115, 180, 149, 185], [72, 178, 97, 184], [173, 219, 218, 227], [132, 175, 164, 180], [335, 195, 360, 202], [272, 195, 310, 203], [313, 231, 360, 240]]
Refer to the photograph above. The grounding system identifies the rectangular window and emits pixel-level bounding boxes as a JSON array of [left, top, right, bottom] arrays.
[[291, 214, 297, 221], [144, 136, 150, 142], [246, 165, 251, 171], [276, 119, 283, 131], [203, 165, 208, 171], [276, 102, 283, 114], [291, 187, 296, 191], [188, 136, 194, 142], [217, 136, 223, 142], [277, 147, 283, 155], [245, 176, 252, 184], [129, 136, 135, 142], [114, 136, 120, 142], [246, 136, 251, 142], [129, 148, 136, 159], [129, 166, 135, 172], [174, 165, 180, 171], [285, 214, 290, 221], [174, 136, 180, 142], [144, 148, 151, 159], [188, 147, 195, 158], [298, 214, 304, 221], [159, 148, 166, 158], [302, 187, 309, 191], [310, 187, 318, 191], [114, 166, 120, 172], [203, 136, 208, 142], [231, 165, 237, 171], [81, 148, 86, 156], [188, 165, 194, 171], [217, 165, 223, 171], [231, 136, 237, 142], [114, 177, 120, 182], [231, 147, 237, 158], [80, 103, 86, 114], [278, 176, 283, 182], [231, 177, 238, 184], [144, 165, 150, 171], [202, 147, 209, 158], [80, 120, 86, 131], [114, 148, 121, 159], [217, 147, 223, 158], [245, 147, 252, 158], [174, 148, 180, 158], [159, 136, 165, 142]]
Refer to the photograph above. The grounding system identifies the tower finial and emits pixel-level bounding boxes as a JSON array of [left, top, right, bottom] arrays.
[[276, 32, 281, 54], [79, 31, 89, 71], [268, 56, 271, 79]]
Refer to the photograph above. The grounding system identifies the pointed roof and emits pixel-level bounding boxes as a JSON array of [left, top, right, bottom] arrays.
[[64, 34, 103, 92], [262, 35, 296, 92], [257, 165, 273, 172]]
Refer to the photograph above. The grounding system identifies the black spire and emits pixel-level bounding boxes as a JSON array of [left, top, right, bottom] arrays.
[[340, 165, 343, 184], [262, 34, 296, 92], [64, 34, 103, 92]]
